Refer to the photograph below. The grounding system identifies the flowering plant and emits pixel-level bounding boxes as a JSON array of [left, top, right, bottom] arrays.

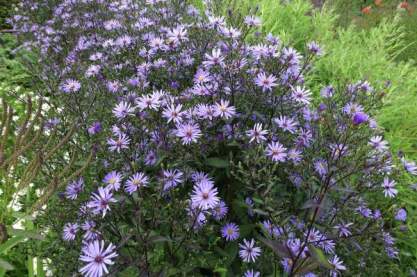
[[10, 0, 417, 276]]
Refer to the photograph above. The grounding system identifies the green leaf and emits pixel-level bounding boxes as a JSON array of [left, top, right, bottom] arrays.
[[239, 224, 254, 237], [205, 158, 229, 168], [295, 258, 319, 275], [258, 237, 291, 258], [253, 208, 268, 216], [7, 229, 44, 240], [37, 258, 46, 277], [149, 235, 171, 244], [0, 236, 25, 254], [213, 266, 227, 277], [28, 256, 34, 277], [252, 197, 264, 204], [308, 245, 333, 269], [0, 258, 14, 271]]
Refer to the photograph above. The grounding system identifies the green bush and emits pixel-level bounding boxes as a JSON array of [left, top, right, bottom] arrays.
[[327, 0, 417, 62]]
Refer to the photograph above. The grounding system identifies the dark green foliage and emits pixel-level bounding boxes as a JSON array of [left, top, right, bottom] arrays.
[[0, 0, 18, 29]]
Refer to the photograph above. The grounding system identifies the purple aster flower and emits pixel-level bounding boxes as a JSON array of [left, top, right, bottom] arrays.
[[162, 169, 183, 191], [186, 204, 207, 230], [244, 269, 260, 277], [281, 258, 293, 273], [221, 223, 240, 241], [281, 47, 302, 66], [255, 72, 278, 92], [373, 209, 382, 219], [287, 238, 305, 257], [334, 222, 353, 237], [304, 228, 322, 243], [369, 136, 389, 152], [60, 79, 81, 93], [125, 172, 149, 194], [287, 148, 303, 165], [203, 48, 225, 68], [272, 226, 285, 238], [208, 15, 226, 29], [320, 238, 336, 254], [149, 37, 166, 50], [220, 26, 241, 39], [329, 255, 346, 273], [115, 35, 133, 48], [320, 85, 334, 98], [85, 65, 101, 77], [45, 118, 60, 129], [245, 197, 254, 217], [266, 33, 280, 45], [352, 112, 369, 125], [266, 141, 287, 162], [145, 151, 157, 166], [359, 81, 373, 93], [330, 143, 349, 159], [79, 240, 118, 277], [239, 238, 261, 263], [176, 122, 202, 145], [65, 178, 84, 200], [82, 221, 100, 241], [88, 122, 102, 135], [246, 123, 268, 143], [370, 119, 379, 129], [62, 222, 79, 241], [211, 200, 228, 220], [383, 232, 395, 245], [262, 220, 275, 236], [107, 133, 130, 153], [191, 179, 219, 210], [196, 104, 216, 120], [386, 246, 399, 259], [244, 15, 262, 27], [402, 158, 417, 175], [103, 171, 123, 191], [291, 86, 311, 105], [343, 103, 363, 115], [191, 171, 210, 183], [356, 205, 373, 218], [162, 104, 184, 124], [167, 26, 188, 45], [136, 93, 161, 111], [382, 177, 397, 198], [88, 187, 117, 218], [128, 77, 139, 87], [106, 80, 121, 93], [395, 208, 407, 222], [194, 68, 211, 84], [214, 99, 236, 119], [307, 41, 323, 56], [103, 19, 122, 31], [274, 115, 298, 134], [112, 101, 134, 119], [314, 159, 328, 177], [295, 129, 313, 148]]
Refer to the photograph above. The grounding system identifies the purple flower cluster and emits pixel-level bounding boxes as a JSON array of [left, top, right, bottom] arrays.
[[11, 0, 416, 275]]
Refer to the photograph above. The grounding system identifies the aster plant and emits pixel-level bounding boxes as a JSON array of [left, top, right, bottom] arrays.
[[10, 0, 416, 276]]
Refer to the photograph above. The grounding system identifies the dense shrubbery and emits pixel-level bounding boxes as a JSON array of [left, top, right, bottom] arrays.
[[2, 0, 416, 276]]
